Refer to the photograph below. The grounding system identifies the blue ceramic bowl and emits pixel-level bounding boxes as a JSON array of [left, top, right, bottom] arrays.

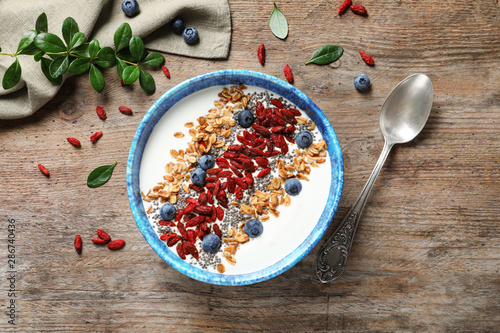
[[127, 69, 344, 285]]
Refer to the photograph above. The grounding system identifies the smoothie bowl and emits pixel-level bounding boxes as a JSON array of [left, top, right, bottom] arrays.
[[127, 70, 343, 285]]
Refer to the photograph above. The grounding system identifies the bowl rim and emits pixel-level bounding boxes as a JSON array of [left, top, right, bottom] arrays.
[[126, 69, 344, 286]]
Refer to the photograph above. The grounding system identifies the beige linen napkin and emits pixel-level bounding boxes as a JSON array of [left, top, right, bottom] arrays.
[[0, 0, 231, 119]]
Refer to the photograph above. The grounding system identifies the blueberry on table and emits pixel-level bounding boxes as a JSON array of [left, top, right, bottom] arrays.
[[237, 110, 255, 128], [284, 178, 302, 196], [295, 130, 313, 148], [122, 0, 140, 17], [182, 27, 199, 44], [190, 167, 207, 186], [171, 18, 185, 34], [202, 234, 221, 253], [354, 74, 371, 91], [244, 219, 263, 238], [160, 203, 176, 221], [198, 154, 215, 170]]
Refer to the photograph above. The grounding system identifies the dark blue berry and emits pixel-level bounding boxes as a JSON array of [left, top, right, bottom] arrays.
[[171, 18, 184, 34], [202, 234, 221, 253], [354, 74, 370, 91], [244, 219, 263, 238], [160, 203, 176, 221], [122, 0, 139, 17], [190, 167, 206, 186], [284, 178, 302, 196], [198, 155, 215, 170], [182, 27, 199, 44], [295, 130, 313, 148], [237, 110, 254, 128]]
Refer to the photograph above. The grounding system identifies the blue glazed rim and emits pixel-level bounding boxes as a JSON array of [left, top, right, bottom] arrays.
[[127, 69, 344, 286]]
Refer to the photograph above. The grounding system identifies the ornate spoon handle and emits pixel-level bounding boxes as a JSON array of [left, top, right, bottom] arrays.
[[317, 140, 393, 283]]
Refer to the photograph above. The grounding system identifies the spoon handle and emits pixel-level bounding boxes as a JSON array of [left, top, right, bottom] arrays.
[[317, 140, 394, 283]]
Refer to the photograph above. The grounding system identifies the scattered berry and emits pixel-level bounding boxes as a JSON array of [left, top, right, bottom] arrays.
[[96, 105, 107, 120], [284, 178, 302, 196], [74, 235, 82, 254], [244, 219, 263, 238], [354, 74, 370, 91], [171, 18, 185, 34], [118, 106, 133, 115], [198, 154, 215, 170], [337, 0, 352, 14], [237, 110, 255, 128], [121, 0, 140, 17], [160, 203, 177, 221], [295, 130, 313, 148], [202, 234, 221, 253], [284, 64, 294, 83], [162, 66, 170, 79], [38, 163, 50, 177], [107, 239, 126, 250], [67, 137, 81, 148], [359, 50, 374, 66], [190, 167, 207, 186], [350, 4, 367, 15], [257, 44, 265, 65], [182, 27, 199, 44]]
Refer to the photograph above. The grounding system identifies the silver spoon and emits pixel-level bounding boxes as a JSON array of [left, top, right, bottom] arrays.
[[317, 73, 433, 283]]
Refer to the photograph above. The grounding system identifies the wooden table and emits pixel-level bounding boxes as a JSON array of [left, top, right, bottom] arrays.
[[1, 0, 499, 331]]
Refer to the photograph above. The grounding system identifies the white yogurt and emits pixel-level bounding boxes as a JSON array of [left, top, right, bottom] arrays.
[[140, 85, 331, 275]]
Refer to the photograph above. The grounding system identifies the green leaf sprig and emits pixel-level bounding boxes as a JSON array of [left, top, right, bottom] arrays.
[[87, 162, 117, 188], [269, 3, 288, 40], [0, 13, 164, 94], [305, 45, 344, 65]]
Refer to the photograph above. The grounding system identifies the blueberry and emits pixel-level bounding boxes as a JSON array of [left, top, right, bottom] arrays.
[[295, 130, 313, 148], [354, 74, 370, 91], [244, 219, 263, 238], [171, 18, 185, 34], [284, 178, 302, 196], [160, 203, 176, 221], [237, 110, 255, 128], [198, 154, 215, 170], [182, 27, 199, 44], [202, 234, 221, 253], [122, 0, 139, 17], [190, 167, 206, 186]]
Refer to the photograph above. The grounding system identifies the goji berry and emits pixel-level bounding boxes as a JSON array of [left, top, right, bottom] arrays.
[[194, 205, 213, 215], [167, 235, 182, 247], [38, 163, 50, 176], [177, 222, 189, 238], [198, 192, 208, 205], [176, 242, 186, 259], [160, 233, 177, 241], [257, 168, 272, 178], [107, 239, 125, 250], [96, 106, 107, 120], [90, 131, 103, 143], [97, 229, 111, 242], [350, 4, 367, 15], [252, 124, 271, 137], [229, 165, 244, 178], [218, 170, 233, 178], [215, 206, 224, 221], [175, 208, 184, 222], [213, 223, 222, 238], [183, 203, 196, 214], [74, 234, 82, 254], [257, 44, 265, 65], [206, 168, 222, 175], [185, 197, 200, 206], [183, 240, 199, 259], [337, 0, 352, 14], [91, 238, 108, 244], [162, 66, 170, 79], [359, 50, 375, 65], [284, 64, 294, 83], [187, 229, 197, 243], [185, 215, 205, 228], [271, 98, 284, 108], [189, 184, 204, 193], [183, 213, 196, 222], [66, 137, 81, 148], [159, 220, 176, 227], [118, 106, 133, 115]]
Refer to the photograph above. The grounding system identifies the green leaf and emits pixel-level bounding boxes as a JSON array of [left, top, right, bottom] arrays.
[[269, 3, 288, 40], [89, 64, 105, 93], [116, 58, 127, 80], [114, 23, 132, 53], [122, 65, 140, 85], [140, 52, 165, 67], [34, 50, 44, 62], [139, 69, 155, 95], [62, 17, 79, 47], [17, 30, 37, 54], [71, 43, 89, 57], [88, 39, 100, 59], [49, 55, 69, 78], [305, 45, 344, 65], [34, 33, 66, 53], [18, 43, 41, 56], [35, 13, 48, 33], [94, 47, 116, 68], [2, 58, 22, 90], [40, 58, 62, 85], [87, 162, 117, 188], [68, 58, 90, 75], [129, 36, 144, 63], [70, 32, 85, 50]]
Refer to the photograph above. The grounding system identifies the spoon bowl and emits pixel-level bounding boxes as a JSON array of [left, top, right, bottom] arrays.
[[317, 73, 433, 283]]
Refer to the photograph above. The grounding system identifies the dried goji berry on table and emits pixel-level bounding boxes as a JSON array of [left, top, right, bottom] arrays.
[[350, 4, 368, 15], [337, 0, 352, 14], [176, 242, 186, 259], [38, 163, 50, 176], [359, 50, 375, 65], [90, 131, 103, 143], [284, 64, 294, 83], [257, 44, 265, 65], [118, 106, 133, 115], [91, 238, 108, 244], [96, 106, 107, 120], [66, 137, 81, 148], [107, 239, 125, 250], [162, 66, 170, 79], [74, 235, 82, 254], [96, 229, 111, 242]]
